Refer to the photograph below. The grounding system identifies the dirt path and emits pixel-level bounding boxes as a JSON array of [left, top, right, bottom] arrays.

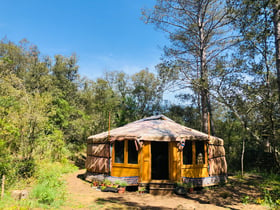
[[62, 170, 268, 209]]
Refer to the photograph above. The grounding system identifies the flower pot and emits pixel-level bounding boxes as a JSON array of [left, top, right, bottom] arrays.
[[92, 181, 99, 187], [188, 187, 194, 193], [118, 187, 126, 193]]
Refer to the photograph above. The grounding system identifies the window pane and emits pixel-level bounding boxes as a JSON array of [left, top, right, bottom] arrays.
[[114, 141, 124, 163], [196, 141, 205, 164], [128, 140, 138, 164], [183, 141, 192, 165]]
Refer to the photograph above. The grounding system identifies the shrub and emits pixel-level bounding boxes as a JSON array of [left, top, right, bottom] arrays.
[[16, 158, 36, 179]]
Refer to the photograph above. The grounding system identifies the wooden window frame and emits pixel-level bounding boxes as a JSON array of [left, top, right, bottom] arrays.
[[182, 141, 208, 168], [182, 141, 193, 165], [113, 140, 125, 164], [112, 140, 139, 167]]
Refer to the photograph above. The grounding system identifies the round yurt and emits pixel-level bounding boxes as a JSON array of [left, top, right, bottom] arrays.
[[85, 115, 227, 189]]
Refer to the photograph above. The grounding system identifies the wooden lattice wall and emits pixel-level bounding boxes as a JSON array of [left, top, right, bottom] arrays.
[[85, 143, 111, 174]]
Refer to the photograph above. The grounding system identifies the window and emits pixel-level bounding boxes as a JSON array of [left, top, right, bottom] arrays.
[[114, 140, 139, 165], [183, 141, 192, 165], [114, 141, 124, 163], [196, 141, 205, 164], [128, 140, 138, 164]]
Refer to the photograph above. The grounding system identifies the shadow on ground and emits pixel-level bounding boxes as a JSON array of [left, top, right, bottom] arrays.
[[183, 175, 263, 209], [95, 197, 174, 210], [71, 171, 266, 210]]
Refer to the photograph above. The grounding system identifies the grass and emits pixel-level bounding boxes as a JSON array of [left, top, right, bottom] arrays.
[[0, 161, 77, 209], [258, 172, 280, 208], [232, 171, 280, 208]]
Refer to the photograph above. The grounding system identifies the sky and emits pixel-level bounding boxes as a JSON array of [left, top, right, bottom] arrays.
[[0, 0, 168, 80]]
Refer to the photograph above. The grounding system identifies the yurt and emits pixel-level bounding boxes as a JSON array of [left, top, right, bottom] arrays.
[[85, 115, 227, 189]]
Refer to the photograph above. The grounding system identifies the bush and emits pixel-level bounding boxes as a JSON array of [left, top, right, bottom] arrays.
[[0, 161, 77, 209], [0, 140, 17, 187], [16, 158, 36, 179]]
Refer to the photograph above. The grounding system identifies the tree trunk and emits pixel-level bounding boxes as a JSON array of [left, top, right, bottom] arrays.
[[199, 13, 209, 134], [273, 2, 280, 101], [207, 94, 215, 136], [201, 89, 208, 133], [272, 2, 280, 170], [241, 138, 245, 177], [1, 175, 4, 200]]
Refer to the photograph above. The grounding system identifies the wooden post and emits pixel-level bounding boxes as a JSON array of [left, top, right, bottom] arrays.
[[108, 111, 111, 139], [1, 175, 5, 199], [108, 112, 111, 175]]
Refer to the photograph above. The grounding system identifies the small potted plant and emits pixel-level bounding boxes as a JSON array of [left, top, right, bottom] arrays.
[[101, 185, 107, 192], [187, 182, 194, 193], [114, 180, 121, 187], [92, 179, 99, 187], [138, 186, 146, 194], [103, 179, 112, 187], [174, 182, 187, 195], [112, 180, 120, 189], [118, 181, 128, 193]]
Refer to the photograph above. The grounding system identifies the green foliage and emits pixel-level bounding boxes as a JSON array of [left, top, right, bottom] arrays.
[[233, 172, 280, 207], [15, 158, 36, 179], [213, 0, 280, 172], [138, 186, 146, 192], [103, 179, 112, 186], [0, 41, 74, 189], [0, 140, 14, 183], [241, 195, 251, 204], [163, 104, 200, 130], [31, 161, 77, 207], [131, 69, 163, 118], [0, 40, 165, 189], [52, 54, 79, 102], [1, 19, 280, 208], [0, 161, 77, 209], [119, 181, 128, 187], [258, 173, 280, 208], [144, 0, 234, 133]]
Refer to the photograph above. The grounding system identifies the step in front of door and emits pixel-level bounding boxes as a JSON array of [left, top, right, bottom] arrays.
[[149, 187, 174, 195], [149, 182, 175, 195]]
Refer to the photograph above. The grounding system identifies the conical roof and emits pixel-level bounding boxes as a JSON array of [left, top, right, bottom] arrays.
[[88, 115, 223, 143]]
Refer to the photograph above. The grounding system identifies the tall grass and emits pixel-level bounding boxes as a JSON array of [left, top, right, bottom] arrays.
[[31, 161, 77, 208], [0, 161, 77, 209]]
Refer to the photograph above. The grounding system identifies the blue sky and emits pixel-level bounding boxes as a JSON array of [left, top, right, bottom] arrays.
[[0, 0, 168, 79]]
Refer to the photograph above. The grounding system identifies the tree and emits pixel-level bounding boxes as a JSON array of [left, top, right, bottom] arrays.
[[226, 0, 280, 171], [0, 40, 83, 183], [0, 39, 28, 77], [131, 69, 163, 118], [273, 0, 280, 101], [163, 104, 201, 130], [143, 0, 234, 134], [104, 69, 163, 124], [104, 71, 137, 126], [51, 54, 79, 103], [0, 39, 53, 94]]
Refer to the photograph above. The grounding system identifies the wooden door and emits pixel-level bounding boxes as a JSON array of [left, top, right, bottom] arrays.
[[169, 142, 181, 181], [140, 141, 151, 182]]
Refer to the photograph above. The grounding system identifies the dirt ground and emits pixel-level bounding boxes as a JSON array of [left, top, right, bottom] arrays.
[[62, 170, 268, 210]]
